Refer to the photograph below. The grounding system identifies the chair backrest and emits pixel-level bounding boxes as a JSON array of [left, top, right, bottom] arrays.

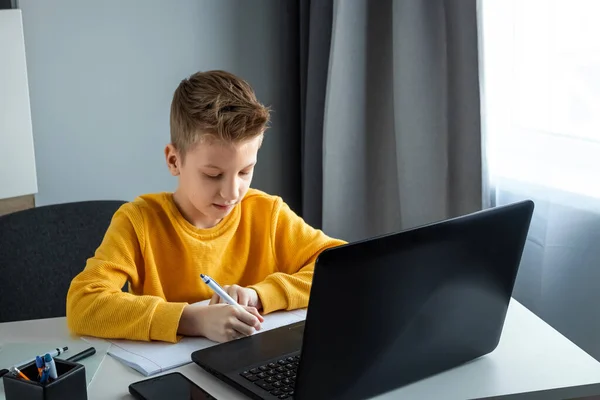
[[0, 200, 126, 322]]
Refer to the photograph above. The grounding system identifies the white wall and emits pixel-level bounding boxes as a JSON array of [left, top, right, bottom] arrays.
[[0, 9, 37, 200], [18, 0, 301, 209]]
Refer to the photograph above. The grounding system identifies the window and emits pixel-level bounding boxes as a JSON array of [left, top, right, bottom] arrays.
[[480, 0, 600, 199]]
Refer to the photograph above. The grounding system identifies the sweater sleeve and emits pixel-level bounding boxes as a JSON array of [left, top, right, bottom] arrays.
[[65, 203, 186, 343], [249, 198, 346, 313]]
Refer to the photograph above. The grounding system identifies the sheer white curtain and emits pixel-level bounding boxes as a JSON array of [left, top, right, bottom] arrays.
[[480, 0, 600, 360]]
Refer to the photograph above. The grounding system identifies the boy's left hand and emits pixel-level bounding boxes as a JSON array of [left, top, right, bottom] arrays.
[[209, 285, 262, 310]]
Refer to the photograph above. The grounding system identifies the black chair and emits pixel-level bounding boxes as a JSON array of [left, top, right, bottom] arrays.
[[0, 200, 126, 322]]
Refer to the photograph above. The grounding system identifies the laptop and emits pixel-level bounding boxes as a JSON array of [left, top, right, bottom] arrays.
[[191, 200, 534, 400]]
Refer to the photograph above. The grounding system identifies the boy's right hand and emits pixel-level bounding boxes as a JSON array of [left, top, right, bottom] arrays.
[[177, 304, 264, 342]]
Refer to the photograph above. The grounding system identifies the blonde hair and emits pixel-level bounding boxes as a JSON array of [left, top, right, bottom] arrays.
[[170, 70, 270, 157]]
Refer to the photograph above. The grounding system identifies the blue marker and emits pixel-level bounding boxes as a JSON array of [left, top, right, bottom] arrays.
[[35, 356, 44, 378], [39, 365, 49, 383], [44, 353, 57, 380]]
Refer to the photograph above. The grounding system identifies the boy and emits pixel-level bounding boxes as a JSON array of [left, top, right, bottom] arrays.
[[65, 70, 346, 344]]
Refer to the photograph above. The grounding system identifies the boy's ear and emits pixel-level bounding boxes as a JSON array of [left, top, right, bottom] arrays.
[[165, 144, 181, 176]]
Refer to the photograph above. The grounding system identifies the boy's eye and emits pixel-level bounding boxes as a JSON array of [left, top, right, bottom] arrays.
[[205, 174, 221, 179]]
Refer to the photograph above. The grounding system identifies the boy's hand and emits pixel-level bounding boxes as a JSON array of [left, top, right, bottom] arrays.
[[177, 304, 264, 342], [209, 285, 263, 310]]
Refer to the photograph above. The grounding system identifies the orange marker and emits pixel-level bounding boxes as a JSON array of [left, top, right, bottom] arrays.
[[13, 367, 30, 381]]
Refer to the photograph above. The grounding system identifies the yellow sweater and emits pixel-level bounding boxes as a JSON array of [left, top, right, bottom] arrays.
[[66, 188, 345, 343]]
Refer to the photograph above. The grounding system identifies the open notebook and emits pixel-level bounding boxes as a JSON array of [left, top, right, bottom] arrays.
[[103, 300, 307, 376]]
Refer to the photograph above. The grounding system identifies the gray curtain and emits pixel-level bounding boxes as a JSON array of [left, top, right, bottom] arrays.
[[299, 0, 333, 230], [300, 0, 484, 242]]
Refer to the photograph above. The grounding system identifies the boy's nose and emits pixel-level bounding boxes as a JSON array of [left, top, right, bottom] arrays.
[[220, 180, 239, 201]]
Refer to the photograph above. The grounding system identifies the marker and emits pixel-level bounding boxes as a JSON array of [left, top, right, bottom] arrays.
[[36, 356, 44, 378], [200, 274, 238, 306], [65, 347, 96, 363], [44, 353, 57, 379], [40, 366, 49, 383], [13, 366, 30, 381]]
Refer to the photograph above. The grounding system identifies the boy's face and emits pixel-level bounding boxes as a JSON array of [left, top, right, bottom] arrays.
[[166, 135, 261, 228]]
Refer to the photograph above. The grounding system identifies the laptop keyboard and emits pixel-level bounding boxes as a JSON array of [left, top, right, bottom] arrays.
[[240, 355, 300, 399]]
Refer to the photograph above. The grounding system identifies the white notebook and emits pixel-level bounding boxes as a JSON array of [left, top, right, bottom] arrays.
[[103, 301, 307, 376]]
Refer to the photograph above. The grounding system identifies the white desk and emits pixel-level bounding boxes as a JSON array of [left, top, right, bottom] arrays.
[[2, 299, 600, 399]]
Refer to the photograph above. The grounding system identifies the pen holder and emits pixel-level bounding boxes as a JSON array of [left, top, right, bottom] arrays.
[[2, 359, 87, 400]]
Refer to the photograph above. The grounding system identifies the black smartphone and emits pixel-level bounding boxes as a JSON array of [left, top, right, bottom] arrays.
[[128, 372, 217, 400]]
